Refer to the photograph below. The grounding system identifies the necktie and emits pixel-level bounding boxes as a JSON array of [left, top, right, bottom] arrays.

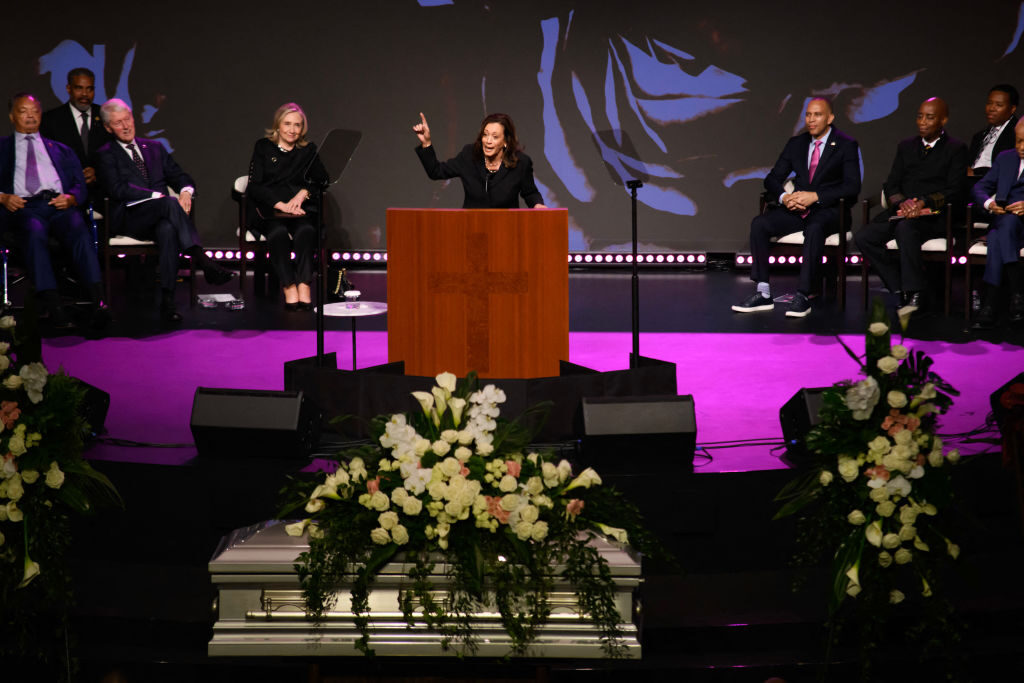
[[127, 143, 150, 184], [24, 135, 40, 196], [80, 111, 90, 150], [808, 140, 822, 181], [922, 143, 932, 157]]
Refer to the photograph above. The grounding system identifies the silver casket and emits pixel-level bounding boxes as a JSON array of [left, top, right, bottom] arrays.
[[208, 520, 642, 658]]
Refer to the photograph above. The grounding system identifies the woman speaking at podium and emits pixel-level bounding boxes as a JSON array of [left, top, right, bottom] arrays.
[[413, 112, 547, 209]]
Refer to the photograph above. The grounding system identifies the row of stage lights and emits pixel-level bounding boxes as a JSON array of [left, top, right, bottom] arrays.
[[109, 249, 975, 268], [734, 254, 972, 266]]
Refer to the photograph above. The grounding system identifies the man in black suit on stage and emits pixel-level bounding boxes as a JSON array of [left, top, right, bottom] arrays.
[[854, 97, 969, 315], [39, 67, 112, 200], [967, 84, 1019, 178], [95, 98, 232, 322], [732, 97, 861, 318], [0, 93, 108, 329], [969, 117, 1024, 330]]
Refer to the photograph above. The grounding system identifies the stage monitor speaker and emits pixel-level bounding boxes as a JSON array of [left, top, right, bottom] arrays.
[[579, 395, 696, 473], [190, 388, 321, 459], [779, 387, 828, 468]]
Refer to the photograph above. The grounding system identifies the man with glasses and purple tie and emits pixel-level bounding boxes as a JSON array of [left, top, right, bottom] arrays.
[[732, 97, 861, 318], [0, 92, 108, 330]]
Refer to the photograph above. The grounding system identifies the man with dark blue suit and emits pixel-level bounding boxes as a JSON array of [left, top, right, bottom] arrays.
[[970, 117, 1024, 329], [0, 93, 107, 329], [732, 98, 861, 318], [95, 98, 232, 322], [40, 68, 113, 199]]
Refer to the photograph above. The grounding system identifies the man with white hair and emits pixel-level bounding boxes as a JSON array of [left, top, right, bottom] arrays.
[[95, 98, 232, 323]]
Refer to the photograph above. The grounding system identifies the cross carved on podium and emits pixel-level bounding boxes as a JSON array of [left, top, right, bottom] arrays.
[[432, 231, 528, 372]]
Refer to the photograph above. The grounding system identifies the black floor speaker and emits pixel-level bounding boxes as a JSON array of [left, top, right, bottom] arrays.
[[190, 388, 321, 459], [77, 379, 110, 438], [578, 394, 696, 473], [779, 387, 828, 468]]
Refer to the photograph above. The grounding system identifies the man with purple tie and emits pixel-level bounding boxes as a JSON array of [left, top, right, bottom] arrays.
[[732, 98, 861, 318], [0, 93, 108, 329], [95, 99, 232, 323], [969, 117, 1024, 330]]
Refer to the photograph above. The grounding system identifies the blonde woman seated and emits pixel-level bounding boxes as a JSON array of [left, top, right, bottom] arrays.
[[246, 102, 327, 310]]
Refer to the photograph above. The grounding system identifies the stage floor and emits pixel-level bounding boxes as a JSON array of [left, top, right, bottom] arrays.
[[36, 265, 1016, 472]]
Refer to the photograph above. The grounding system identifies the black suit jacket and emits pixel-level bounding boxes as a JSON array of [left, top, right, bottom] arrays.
[[764, 127, 861, 212], [40, 103, 112, 169], [0, 134, 87, 231], [95, 137, 195, 232], [968, 114, 1019, 172], [415, 144, 543, 208], [882, 132, 968, 211], [972, 148, 1024, 206]]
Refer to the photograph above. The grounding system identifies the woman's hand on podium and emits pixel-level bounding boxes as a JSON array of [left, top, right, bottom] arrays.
[[413, 112, 432, 147]]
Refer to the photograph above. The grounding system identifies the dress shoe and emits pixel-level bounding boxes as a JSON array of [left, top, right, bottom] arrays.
[[971, 303, 996, 331], [284, 302, 300, 312], [296, 301, 313, 312], [90, 302, 112, 331], [203, 263, 235, 286], [1009, 293, 1024, 325]]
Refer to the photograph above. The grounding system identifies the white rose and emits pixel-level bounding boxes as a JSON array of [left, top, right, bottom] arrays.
[[391, 524, 410, 545], [6, 501, 22, 522], [876, 500, 896, 517], [819, 470, 834, 486], [498, 474, 518, 492], [868, 436, 891, 456], [890, 344, 909, 360], [19, 363, 48, 404], [927, 450, 943, 468], [378, 510, 399, 530], [391, 487, 409, 506], [514, 521, 534, 540], [878, 550, 893, 567], [0, 356, 8, 371], [869, 322, 889, 336], [898, 524, 916, 542], [882, 532, 901, 549], [531, 521, 549, 541], [899, 505, 919, 525], [20, 470, 39, 485], [869, 487, 889, 503], [432, 440, 452, 457], [370, 527, 391, 545], [847, 510, 866, 525], [439, 456, 460, 477], [44, 462, 64, 489], [440, 429, 459, 444], [525, 476, 544, 496], [556, 460, 573, 482], [887, 391, 908, 409], [3, 375, 23, 390], [877, 356, 899, 374], [837, 457, 859, 482], [500, 494, 521, 511], [889, 589, 905, 604], [402, 496, 423, 516], [947, 449, 961, 464], [894, 548, 913, 564], [519, 504, 539, 524], [370, 490, 390, 511]]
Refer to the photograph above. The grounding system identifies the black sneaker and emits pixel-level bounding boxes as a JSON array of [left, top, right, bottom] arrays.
[[731, 292, 774, 313], [785, 292, 811, 318]]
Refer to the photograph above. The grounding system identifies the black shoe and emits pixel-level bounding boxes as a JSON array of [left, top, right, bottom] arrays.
[[898, 291, 922, 317], [90, 302, 112, 330], [971, 303, 996, 331], [203, 263, 235, 286], [785, 292, 811, 318], [296, 301, 313, 312], [48, 305, 74, 330], [731, 292, 774, 313], [1010, 293, 1024, 325], [284, 302, 300, 312]]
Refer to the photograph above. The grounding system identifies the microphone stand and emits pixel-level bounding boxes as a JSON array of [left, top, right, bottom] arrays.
[[315, 185, 327, 366], [626, 179, 642, 368]]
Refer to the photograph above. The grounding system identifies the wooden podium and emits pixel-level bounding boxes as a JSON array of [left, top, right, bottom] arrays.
[[386, 208, 569, 379]]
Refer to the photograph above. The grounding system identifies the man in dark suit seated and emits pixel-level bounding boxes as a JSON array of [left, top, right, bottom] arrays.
[[969, 118, 1024, 330], [967, 84, 1018, 178], [95, 98, 232, 323], [0, 93, 108, 329], [854, 97, 969, 316], [39, 67, 112, 202], [732, 97, 861, 318]]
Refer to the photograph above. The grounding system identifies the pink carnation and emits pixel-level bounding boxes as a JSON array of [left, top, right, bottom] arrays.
[[565, 499, 585, 517], [486, 495, 511, 524], [460, 465, 470, 477], [865, 466, 890, 481], [505, 460, 521, 478], [366, 476, 381, 494]]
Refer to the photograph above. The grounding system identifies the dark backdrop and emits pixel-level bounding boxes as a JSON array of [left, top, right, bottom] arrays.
[[3, 0, 1024, 252]]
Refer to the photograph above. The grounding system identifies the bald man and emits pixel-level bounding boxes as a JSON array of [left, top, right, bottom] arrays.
[[855, 98, 969, 314]]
